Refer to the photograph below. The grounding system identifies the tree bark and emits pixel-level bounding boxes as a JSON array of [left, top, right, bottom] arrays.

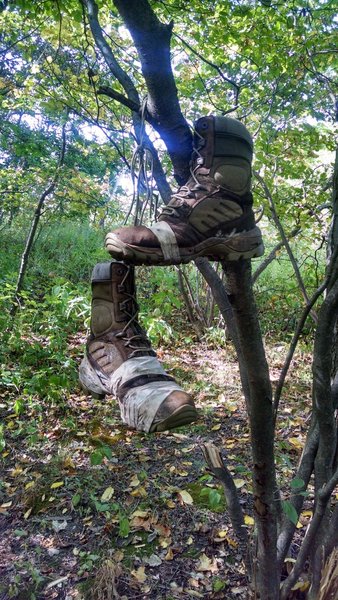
[[223, 260, 279, 599], [113, 0, 192, 184]]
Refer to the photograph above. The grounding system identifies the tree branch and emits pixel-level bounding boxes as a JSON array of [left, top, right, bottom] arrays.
[[113, 0, 193, 184], [202, 442, 250, 574], [252, 227, 300, 284], [254, 171, 318, 323], [280, 468, 338, 600]]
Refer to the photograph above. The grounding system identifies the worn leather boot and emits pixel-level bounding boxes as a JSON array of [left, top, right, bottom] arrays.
[[106, 116, 264, 265], [79, 261, 197, 432]]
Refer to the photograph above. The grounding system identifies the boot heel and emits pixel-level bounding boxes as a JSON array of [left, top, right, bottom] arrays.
[[79, 356, 107, 399], [80, 381, 106, 400]]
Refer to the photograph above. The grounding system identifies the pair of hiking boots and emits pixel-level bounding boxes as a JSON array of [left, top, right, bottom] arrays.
[[79, 116, 264, 433]]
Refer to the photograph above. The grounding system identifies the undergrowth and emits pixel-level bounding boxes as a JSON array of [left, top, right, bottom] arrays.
[[0, 220, 324, 405]]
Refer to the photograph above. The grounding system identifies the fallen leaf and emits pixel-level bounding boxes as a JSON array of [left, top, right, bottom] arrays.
[[52, 520, 67, 533], [234, 478, 246, 488], [216, 530, 229, 538], [288, 437, 303, 449], [132, 565, 147, 583], [24, 507, 32, 520], [50, 481, 64, 489], [291, 581, 310, 592], [144, 554, 162, 566], [197, 553, 218, 572], [101, 486, 114, 502], [11, 467, 23, 477], [63, 456, 75, 469], [131, 510, 149, 518], [129, 474, 140, 487], [177, 490, 194, 505], [130, 486, 147, 498], [244, 515, 254, 525], [165, 548, 174, 560]]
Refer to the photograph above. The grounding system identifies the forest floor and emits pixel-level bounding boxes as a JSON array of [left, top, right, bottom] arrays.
[[0, 335, 313, 600]]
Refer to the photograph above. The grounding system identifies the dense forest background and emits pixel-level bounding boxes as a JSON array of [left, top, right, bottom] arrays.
[[0, 1, 337, 599]]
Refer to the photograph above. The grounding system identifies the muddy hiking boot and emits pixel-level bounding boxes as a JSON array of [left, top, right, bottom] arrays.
[[106, 115, 264, 265], [79, 261, 197, 433]]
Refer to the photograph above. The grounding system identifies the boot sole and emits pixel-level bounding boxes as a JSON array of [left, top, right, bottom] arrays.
[[150, 404, 198, 432], [80, 381, 106, 400], [106, 227, 264, 265], [79, 356, 107, 399]]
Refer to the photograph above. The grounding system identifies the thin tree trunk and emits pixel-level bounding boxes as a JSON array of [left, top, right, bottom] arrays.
[[9, 122, 67, 320], [254, 172, 317, 323], [252, 227, 300, 284], [223, 260, 279, 600]]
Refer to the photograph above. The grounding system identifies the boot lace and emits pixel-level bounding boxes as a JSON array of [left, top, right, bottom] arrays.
[[160, 129, 219, 219], [116, 267, 153, 357]]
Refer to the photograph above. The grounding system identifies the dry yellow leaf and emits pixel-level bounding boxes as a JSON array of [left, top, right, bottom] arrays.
[[166, 500, 175, 509], [11, 467, 23, 477], [1, 501, 12, 508], [25, 482, 35, 490], [244, 515, 254, 525], [197, 553, 218, 572], [63, 456, 75, 469], [24, 507, 32, 520], [130, 486, 147, 498], [216, 530, 229, 538], [129, 474, 140, 487], [234, 478, 246, 489], [50, 481, 64, 489], [132, 566, 147, 583], [177, 490, 194, 505], [291, 580, 310, 592], [164, 548, 174, 560], [100, 486, 114, 502], [131, 510, 149, 518], [288, 437, 303, 449]]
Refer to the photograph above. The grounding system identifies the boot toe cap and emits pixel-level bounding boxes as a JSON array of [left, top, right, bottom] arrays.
[[150, 391, 197, 432]]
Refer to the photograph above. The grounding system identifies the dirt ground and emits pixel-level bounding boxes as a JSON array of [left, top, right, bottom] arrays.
[[0, 339, 313, 599]]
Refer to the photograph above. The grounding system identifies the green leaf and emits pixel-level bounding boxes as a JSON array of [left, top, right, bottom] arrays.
[[72, 493, 81, 507], [282, 500, 298, 525], [119, 516, 130, 538], [290, 477, 305, 491], [209, 489, 222, 510], [213, 578, 226, 592], [90, 449, 104, 466]]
